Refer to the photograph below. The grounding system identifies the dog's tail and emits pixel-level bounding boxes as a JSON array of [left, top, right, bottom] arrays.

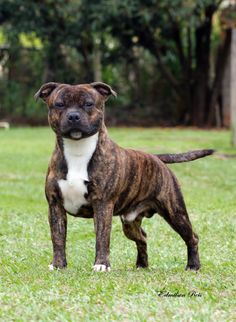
[[156, 149, 215, 164]]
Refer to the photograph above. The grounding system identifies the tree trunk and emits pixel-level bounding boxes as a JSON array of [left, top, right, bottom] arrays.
[[79, 45, 94, 83], [191, 74, 209, 126], [222, 47, 231, 127], [190, 6, 216, 126], [93, 39, 102, 82], [43, 42, 65, 83], [230, 29, 236, 146], [190, 25, 211, 125], [207, 29, 231, 126]]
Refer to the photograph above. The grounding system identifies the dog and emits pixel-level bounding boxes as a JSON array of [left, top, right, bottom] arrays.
[[35, 82, 213, 272]]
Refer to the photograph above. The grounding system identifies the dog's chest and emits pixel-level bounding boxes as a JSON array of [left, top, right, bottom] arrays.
[[58, 134, 98, 215]]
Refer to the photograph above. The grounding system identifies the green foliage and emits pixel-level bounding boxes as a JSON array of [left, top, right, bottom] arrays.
[[0, 28, 7, 43], [0, 0, 227, 125], [0, 127, 235, 320], [19, 32, 43, 49]]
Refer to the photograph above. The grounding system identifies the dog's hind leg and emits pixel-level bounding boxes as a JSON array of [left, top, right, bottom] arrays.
[[157, 179, 200, 271], [121, 215, 148, 268]]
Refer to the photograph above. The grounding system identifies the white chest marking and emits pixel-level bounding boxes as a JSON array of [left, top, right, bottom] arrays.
[[58, 133, 98, 214]]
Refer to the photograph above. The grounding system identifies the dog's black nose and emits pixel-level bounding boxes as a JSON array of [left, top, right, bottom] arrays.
[[67, 112, 80, 124]]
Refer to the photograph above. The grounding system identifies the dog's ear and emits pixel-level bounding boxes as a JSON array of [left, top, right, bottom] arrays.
[[90, 82, 117, 99], [34, 82, 60, 102]]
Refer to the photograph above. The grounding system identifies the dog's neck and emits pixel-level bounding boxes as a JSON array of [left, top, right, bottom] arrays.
[[62, 133, 98, 179]]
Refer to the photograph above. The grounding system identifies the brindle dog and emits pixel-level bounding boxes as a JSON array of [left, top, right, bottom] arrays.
[[35, 82, 213, 272]]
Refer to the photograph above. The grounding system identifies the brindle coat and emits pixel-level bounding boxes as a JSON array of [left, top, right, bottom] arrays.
[[35, 82, 211, 272]]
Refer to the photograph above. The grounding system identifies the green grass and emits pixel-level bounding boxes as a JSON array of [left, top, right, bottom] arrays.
[[0, 127, 235, 321]]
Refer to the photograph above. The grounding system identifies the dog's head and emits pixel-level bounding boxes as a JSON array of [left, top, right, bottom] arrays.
[[35, 82, 116, 140]]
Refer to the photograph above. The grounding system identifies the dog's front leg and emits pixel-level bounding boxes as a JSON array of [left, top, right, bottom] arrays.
[[93, 201, 114, 272], [48, 203, 67, 270]]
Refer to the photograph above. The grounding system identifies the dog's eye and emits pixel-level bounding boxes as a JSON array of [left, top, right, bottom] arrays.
[[54, 102, 64, 109], [84, 102, 94, 108]]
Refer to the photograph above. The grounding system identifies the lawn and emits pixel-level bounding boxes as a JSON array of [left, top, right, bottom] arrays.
[[0, 127, 235, 321]]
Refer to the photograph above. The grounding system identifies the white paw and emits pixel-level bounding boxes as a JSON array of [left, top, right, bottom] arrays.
[[93, 264, 111, 272], [48, 264, 60, 271]]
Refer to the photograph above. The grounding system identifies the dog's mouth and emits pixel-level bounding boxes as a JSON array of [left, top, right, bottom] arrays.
[[59, 128, 83, 140], [61, 128, 97, 140], [70, 130, 82, 140], [60, 122, 100, 140]]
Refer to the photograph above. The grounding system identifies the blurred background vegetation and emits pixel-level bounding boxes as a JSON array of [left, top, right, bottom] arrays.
[[0, 0, 236, 127]]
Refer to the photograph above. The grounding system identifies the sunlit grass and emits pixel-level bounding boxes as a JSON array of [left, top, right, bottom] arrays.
[[0, 127, 235, 321]]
